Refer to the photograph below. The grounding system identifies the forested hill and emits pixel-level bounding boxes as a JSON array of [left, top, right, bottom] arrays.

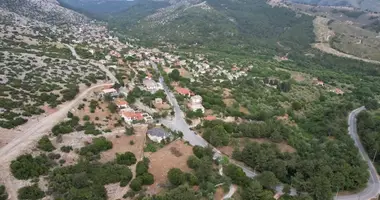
[[106, 0, 315, 56]]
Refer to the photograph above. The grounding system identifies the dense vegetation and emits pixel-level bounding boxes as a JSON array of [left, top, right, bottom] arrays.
[[0, 185, 8, 200], [18, 184, 45, 200], [357, 111, 380, 172], [10, 154, 54, 180], [37, 135, 56, 152], [48, 161, 132, 199]]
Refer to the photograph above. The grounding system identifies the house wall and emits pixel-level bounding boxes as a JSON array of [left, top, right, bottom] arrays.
[[148, 135, 164, 143]]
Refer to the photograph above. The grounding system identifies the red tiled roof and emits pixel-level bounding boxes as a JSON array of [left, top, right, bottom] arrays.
[[204, 115, 217, 121], [175, 87, 191, 95], [115, 99, 128, 106], [121, 111, 144, 121]]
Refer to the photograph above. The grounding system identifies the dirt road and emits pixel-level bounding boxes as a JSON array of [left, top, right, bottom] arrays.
[[0, 83, 112, 200]]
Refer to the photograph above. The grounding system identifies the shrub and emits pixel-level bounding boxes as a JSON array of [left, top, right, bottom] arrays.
[[0, 185, 8, 200], [10, 154, 52, 180], [168, 168, 185, 186], [79, 137, 112, 156], [37, 136, 55, 152], [130, 178, 142, 191], [18, 184, 44, 200], [116, 152, 137, 166], [141, 173, 154, 185], [83, 115, 90, 121], [60, 145, 73, 153], [135, 161, 148, 176], [187, 155, 201, 169]]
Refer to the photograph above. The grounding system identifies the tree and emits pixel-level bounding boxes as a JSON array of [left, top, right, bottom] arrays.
[[125, 126, 134, 135], [130, 178, 143, 191], [18, 184, 45, 200], [107, 102, 118, 113], [0, 185, 8, 200], [187, 155, 201, 169], [193, 146, 213, 159], [282, 184, 291, 195], [136, 160, 149, 176], [116, 152, 137, 166], [37, 136, 55, 152], [10, 154, 52, 180], [141, 173, 154, 185], [168, 168, 185, 186], [257, 171, 279, 189], [169, 69, 181, 81]]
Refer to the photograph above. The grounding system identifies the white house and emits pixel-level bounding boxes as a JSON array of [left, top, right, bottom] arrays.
[[188, 95, 205, 113], [147, 128, 171, 143], [143, 78, 159, 91], [101, 88, 118, 98]]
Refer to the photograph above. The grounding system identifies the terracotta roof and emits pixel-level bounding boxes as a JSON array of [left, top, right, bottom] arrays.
[[115, 99, 128, 106], [121, 111, 144, 121], [175, 87, 192, 95], [204, 115, 217, 121]]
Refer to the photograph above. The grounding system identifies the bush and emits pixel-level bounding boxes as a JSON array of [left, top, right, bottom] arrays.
[[37, 136, 55, 152], [193, 146, 213, 159], [144, 143, 157, 152], [10, 154, 53, 180], [141, 173, 154, 185], [83, 115, 90, 121], [168, 168, 185, 186], [18, 184, 44, 200], [130, 178, 143, 191], [0, 185, 8, 200], [60, 145, 73, 153], [187, 155, 201, 169], [116, 152, 137, 166], [135, 161, 148, 176], [80, 137, 112, 156]]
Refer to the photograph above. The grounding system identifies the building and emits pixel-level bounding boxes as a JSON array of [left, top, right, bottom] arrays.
[[188, 95, 205, 113], [175, 87, 192, 97], [204, 115, 217, 121], [190, 95, 202, 104], [120, 111, 144, 124], [143, 78, 159, 91], [101, 88, 118, 98], [115, 99, 128, 109], [147, 128, 171, 143]]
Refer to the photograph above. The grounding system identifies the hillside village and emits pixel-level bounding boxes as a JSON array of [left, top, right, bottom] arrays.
[[0, 0, 376, 200]]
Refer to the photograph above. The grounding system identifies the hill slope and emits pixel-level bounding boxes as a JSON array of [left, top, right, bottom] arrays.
[[108, 0, 315, 56]]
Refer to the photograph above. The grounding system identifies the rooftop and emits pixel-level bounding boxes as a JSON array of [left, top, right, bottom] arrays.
[[147, 128, 171, 138]]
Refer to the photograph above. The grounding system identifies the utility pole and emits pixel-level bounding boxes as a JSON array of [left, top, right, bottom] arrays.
[[373, 148, 378, 163]]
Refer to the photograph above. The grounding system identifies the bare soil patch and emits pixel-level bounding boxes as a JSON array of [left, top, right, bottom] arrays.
[[239, 106, 250, 115], [223, 88, 232, 98], [146, 140, 193, 194], [223, 98, 236, 107], [100, 124, 147, 163], [214, 187, 225, 200]]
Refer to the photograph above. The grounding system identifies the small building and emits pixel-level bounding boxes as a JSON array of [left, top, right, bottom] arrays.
[[175, 87, 192, 97], [120, 111, 144, 124], [190, 95, 202, 105], [115, 99, 128, 109], [143, 78, 158, 91], [147, 128, 171, 143], [204, 115, 217, 121], [101, 88, 118, 98]]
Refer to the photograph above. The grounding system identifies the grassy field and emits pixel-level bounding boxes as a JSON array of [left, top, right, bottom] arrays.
[[329, 20, 380, 61]]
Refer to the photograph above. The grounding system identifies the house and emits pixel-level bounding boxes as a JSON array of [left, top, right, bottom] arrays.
[[190, 95, 202, 105], [188, 95, 205, 113], [101, 88, 118, 98], [175, 87, 192, 97], [120, 111, 144, 124], [143, 78, 159, 91], [204, 115, 217, 121], [316, 81, 324, 86], [335, 88, 344, 95], [147, 128, 171, 143], [115, 99, 128, 109]]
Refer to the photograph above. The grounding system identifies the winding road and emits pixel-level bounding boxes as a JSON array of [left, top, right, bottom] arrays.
[[335, 107, 380, 200]]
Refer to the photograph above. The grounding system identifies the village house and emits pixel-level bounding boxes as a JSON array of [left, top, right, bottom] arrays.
[[204, 115, 217, 121], [115, 99, 128, 109], [143, 78, 160, 92], [147, 128, 171, 143], [120, 111, 144, 124], [175, 87, 193, 97], [188, 95, 205, 113], [101, 88, 118, 98]]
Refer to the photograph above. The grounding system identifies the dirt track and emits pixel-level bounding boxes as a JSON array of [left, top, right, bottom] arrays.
[[0, 83, 112, 200]]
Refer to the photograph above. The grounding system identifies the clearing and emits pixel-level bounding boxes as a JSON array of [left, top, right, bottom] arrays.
[[146, 140, 193, 194]]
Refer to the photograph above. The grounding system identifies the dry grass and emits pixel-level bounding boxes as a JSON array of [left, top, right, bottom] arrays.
[[147, 140, 193, 194], [223, 98, 236, 107]]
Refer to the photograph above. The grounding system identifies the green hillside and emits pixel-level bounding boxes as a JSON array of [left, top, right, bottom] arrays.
[[109, 0, 315, 56]]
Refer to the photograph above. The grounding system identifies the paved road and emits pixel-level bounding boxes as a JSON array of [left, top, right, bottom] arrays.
[[335, 107, 380, 200], [223, 185, 237, 199], [151, 62, 257, 179], [0, 83, 112, 200]]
